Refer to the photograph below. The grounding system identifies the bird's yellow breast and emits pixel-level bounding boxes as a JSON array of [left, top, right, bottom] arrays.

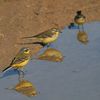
[[42, 32, 59, 44], [75, 18, 85, 25], [12, 59, 29, 69]]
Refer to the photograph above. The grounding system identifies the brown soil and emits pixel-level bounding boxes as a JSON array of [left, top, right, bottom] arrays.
[[0, 0, 100, 71]]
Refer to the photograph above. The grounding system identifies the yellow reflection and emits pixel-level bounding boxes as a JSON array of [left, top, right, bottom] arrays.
[[7, 79, 38, 97], [36, 48, 64, 62], [77, 31, 89, 45]]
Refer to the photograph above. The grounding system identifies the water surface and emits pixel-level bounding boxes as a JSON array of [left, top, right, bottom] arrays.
[[0, 22, 100, 100]]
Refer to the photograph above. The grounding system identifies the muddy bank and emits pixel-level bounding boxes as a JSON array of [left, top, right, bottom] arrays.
[[0, 0, 100, 71]]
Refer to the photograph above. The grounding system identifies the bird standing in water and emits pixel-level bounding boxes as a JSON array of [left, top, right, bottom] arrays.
[[23, 28, 61, 47], [74, 10, 86, 31], [2, 47, 31, 79]]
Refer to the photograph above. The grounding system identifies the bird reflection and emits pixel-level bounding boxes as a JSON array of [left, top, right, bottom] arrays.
[[33, 48, 64, 62], [0, 69, 18, 79], [7, 79, 38, 97], [77, 31, 89, 45]]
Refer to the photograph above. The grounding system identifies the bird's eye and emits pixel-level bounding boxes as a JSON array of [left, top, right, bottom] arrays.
[[24, 49, 29, 52]]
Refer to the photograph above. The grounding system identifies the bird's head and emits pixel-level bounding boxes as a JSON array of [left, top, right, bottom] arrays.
[[20, 47, 30, 54], [51, 28, 62, 34], [76, 10, 82, 15]]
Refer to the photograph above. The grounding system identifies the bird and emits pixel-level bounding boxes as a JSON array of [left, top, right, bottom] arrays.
[[74, 10, 86, 25], [74, 10, 86, 31], [23, 28, 61, 47], [2, 47, 31, 78]]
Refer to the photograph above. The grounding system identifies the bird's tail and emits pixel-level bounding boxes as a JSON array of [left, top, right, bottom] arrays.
[[2, 66, 12, 73], [17, 41, 46, 47], [2, 55, 16, 73], [32, 42, 47, 47], [21, 35, 37, 39]]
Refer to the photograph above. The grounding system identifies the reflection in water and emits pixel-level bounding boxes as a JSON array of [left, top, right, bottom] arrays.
[[35, 48, 64, 62], [68, 23, 79, 29], [0, 69, 18, 78], [7, 79, 37, 97], [5, 68, 38, 97], [77, 31, 89, 45]]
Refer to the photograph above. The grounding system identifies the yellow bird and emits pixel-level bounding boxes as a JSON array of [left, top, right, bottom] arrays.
[[74, 10, 86, 32], [24, 28, 61, 47], [2, 47, 31, 75], [74, 10, 86, 25]]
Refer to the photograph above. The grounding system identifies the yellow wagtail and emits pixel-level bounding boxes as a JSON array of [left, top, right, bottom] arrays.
[[74, 10, 86, 25], [74, 10, 86, 32], [24, 28, 61, 47], [2, 47, 30, 76]]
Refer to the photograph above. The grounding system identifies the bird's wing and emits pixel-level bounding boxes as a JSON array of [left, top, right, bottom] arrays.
[[11, 54, 30, 65], [33, 30, 54, 38], [2, 53, 30, 72], [75, 15, 85, 19]]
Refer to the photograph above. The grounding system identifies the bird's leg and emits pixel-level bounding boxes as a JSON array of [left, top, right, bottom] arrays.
[[14, 69, 18, 72], [17, 69, 25, 81], [17, 70, 21, 81], [78, 25, 81, 32], [47, 43, 51, 48], [82, 24, 85, 32]]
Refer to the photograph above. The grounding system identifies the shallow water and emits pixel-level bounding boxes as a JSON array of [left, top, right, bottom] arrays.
[[0, 22, 100, 100]]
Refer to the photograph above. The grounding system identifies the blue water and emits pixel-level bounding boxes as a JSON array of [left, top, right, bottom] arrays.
[[0, 22, 100, 100]]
